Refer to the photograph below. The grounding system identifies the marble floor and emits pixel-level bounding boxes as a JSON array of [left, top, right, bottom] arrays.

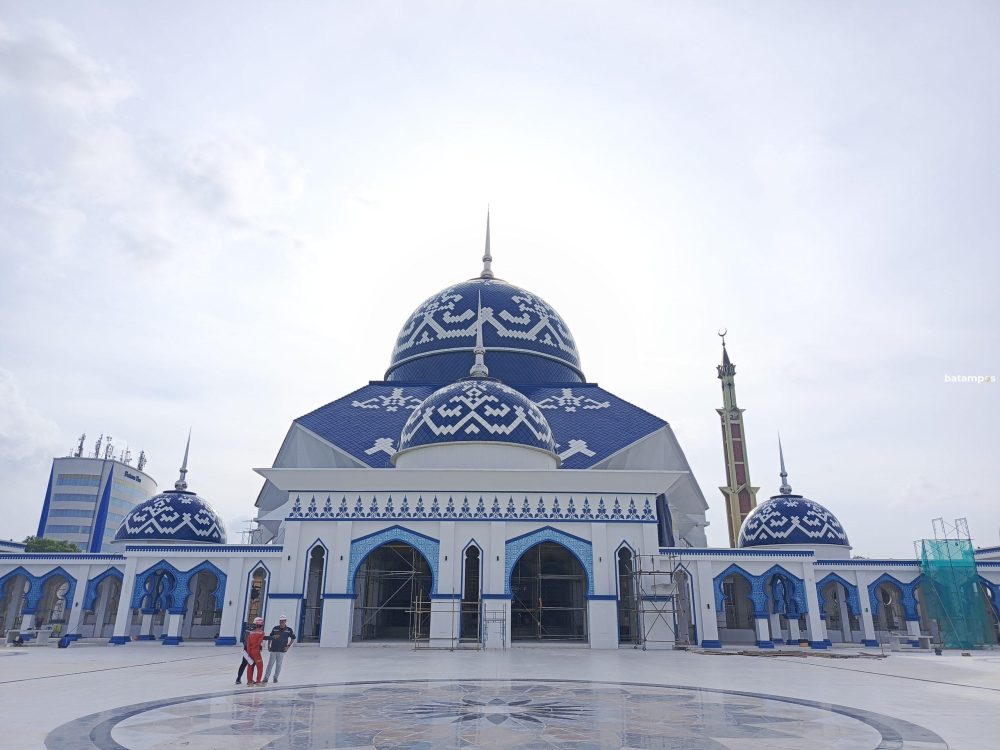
[[3, 643, 998, 749]]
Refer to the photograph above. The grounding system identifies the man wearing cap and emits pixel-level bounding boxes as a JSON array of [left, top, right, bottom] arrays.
[[262, 615, 296, 684]]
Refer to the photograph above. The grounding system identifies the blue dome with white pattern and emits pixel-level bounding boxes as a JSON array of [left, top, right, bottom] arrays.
[[738, 494, 850, 548], [395, 378, 557, 457], [114, 490, 227, 544], [387, 278, 583, 384]]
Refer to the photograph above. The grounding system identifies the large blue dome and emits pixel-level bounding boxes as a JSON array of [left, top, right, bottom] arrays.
[[386, 278, 583, 384], [396, 379, 557, 457], [738, 494, 850, 548], [115, 490, 226, 544]]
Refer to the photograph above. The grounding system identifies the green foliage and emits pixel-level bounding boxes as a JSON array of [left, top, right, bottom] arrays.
[[22, 536, 80, 553]]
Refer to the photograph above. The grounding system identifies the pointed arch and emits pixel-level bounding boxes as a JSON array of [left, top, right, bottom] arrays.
[[83, 568, 124, 611], [816, 572, 861, 617], [760, 565, 808, 616], [347, 525, 440, 595], [713, 564, 767, 618], [504, 526, 593, 595], [868, 573, 921, 622]]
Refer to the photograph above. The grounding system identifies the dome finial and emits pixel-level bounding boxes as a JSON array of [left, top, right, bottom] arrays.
[[480, 206, 494, 279], [175, 428, 191, 491], [778, 432, 792, 495], [470, 292, 489, 378]]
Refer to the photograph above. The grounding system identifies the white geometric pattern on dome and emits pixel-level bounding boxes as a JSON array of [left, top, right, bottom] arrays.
[[536, 389, 610, 412], [392, 282, 579, 362], [399, 380, 555, 451], [738, 495, 849, 546], [117, 492, 226, 543], [351, 388, 423, 412]]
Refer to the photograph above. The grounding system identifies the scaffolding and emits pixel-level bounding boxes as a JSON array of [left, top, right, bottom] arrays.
[[411, 592, 485, 651], [624, 554, 693, 650], [916, 518, 994, 650]]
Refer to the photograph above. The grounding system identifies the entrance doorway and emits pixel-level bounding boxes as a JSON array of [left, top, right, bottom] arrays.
[[352, 542, 432, 641], [511, 542, 588, 641]]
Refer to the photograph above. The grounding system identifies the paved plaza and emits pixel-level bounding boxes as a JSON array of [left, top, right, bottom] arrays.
[[3, 643, 999, 749]]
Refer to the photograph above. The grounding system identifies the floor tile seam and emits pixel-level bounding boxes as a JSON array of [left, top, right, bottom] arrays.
[[770, 655, 1000, 694], [0, 651, 233, 685]]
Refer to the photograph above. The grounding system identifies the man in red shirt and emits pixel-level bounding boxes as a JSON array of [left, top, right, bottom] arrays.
[[245, 617, 266, 686]]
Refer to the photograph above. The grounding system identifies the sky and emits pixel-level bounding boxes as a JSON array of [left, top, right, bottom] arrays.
[[1, 2, 998, 557]]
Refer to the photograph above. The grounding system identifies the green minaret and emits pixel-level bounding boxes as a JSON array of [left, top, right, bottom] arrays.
[[716, 333, 760, 547]]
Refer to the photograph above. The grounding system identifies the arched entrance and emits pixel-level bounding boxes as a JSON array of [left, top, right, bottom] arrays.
[[0, 574, 30, 633], [352, 542, 432, 641], [182, 570, 222, 640], [83, 576, 122, 638], [301, 546, 326, 642], [510, 542, 587, 641], [874, 581, 905, 632], [245, 567, 268, 629], [616, 548, 636, 644], [719, 572, 755, 644]]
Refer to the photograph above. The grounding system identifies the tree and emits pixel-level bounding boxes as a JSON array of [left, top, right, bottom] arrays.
[[22, 536, 79, 553]]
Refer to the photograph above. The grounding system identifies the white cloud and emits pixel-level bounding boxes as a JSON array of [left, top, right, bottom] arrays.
[[0, 368, 61, 463]]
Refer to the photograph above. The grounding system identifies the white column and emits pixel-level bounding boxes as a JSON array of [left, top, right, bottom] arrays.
[[139, 612, 155, 639], [110, 557, 140, 644], [163, 611, 184, 644], [802, 569, 827, 649], [754, 617, 773, 648], [837, 591, 853, 643], [588, 598, 619, 649], [769, 613, 783, 644], [64, 569, 87, 638], [854, 570, 879, 646], [482, 598, 511, 650], [788, 618, 801, 643], [216, 558, 244, 646], [906, 619, 922, 645], [693, 560, 720, 647], [20, 612, 35, 631], [321, 598, 354, 647], [91, 576, 113, 638], [429, 598, 460, 646]]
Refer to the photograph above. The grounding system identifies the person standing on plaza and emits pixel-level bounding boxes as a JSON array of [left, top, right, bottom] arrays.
[[262, 615, 296, 684], [245, 617, 266, 686]]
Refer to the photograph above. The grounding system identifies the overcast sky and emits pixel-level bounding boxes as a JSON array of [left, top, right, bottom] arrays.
[[1, 2, 998, 556]]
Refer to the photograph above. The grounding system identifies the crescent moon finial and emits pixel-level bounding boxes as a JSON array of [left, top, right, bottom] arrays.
[[718, 327, 727, 345]]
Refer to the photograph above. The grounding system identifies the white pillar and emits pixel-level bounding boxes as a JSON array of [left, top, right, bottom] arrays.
[[429, 597, 460, 646], [216, 558, 244, 646], [802, 569, 827, 650], [20, 612, 35, 631], [788, 618, 801, 643], [588, 598, 619, 649], [754, 616, 773, 648], [111, 557, 140, 644], [837, 591, 853, 643], [693, 560, 720, 647], [321, 598, 353, 647], [854, 570, 879, 646], [906, 619, 922, 645], [769, 613, 783, 644], [163, 610, 184, 645], [64, 570, 87, 639]]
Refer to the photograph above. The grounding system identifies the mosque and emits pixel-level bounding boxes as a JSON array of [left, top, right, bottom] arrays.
[[3, 221, 999, 652]]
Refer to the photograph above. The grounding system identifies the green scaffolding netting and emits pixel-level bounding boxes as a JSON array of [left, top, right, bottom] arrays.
[[919, 538, 994, 650]]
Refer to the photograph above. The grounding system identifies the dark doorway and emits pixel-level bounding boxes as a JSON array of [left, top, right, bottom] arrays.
[[352, 543, 432, 641], [460, 546, 481, 641], [511, 542, 587, 641]]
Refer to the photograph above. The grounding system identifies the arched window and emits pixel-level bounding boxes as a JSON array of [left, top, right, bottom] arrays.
[[617, 548, 635, 643], [460, 546, 481, 641]]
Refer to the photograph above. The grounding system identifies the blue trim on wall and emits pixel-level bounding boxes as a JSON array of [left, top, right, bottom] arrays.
[[36, 465, 55, 538], [587, 594, 617, 601], [868, 573, 922, 622], [0, 553, 124, 561], [83, 568, 124, 611], [816, 572, 862, 618], [481, 593, 512, 600], [504, 526, 594, 596], [346, 525, 440, 596], [88, 463, 114, 553], [267, 593, 302, 599], [323, 593, 357, 599]]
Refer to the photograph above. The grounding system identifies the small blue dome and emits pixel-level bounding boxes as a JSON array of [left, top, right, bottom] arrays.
[[387, 278, 583, 384], [738, 494, 849, 548], [115, 491, 226, 544], [397, 379, 557, 456]]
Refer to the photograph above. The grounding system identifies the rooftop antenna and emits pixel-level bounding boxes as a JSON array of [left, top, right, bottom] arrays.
[[120, 446, 132, 466], [175, 429, 191, 491], [480, 207, 494, 279], [137, 450, 147, 472], [93, 433, 104, 459], [74, 433, 86, 458], [778, 433, 793, 495], [469, 292, 489, 378], [103, 436, 114, 460]]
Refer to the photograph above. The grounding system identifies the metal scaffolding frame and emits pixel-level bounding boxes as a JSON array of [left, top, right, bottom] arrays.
[[623, 553, 693, 650], [411, 592, 485, 651]]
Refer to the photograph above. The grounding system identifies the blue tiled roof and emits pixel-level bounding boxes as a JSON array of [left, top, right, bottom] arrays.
[[296, 382, 666, 469], [386, 278, 584, 384], [398, 379, 557, 455], [738, 494, 850, 548]]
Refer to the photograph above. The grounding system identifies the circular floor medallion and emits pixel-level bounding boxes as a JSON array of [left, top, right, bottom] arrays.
[[46, 678, 947, 749]]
